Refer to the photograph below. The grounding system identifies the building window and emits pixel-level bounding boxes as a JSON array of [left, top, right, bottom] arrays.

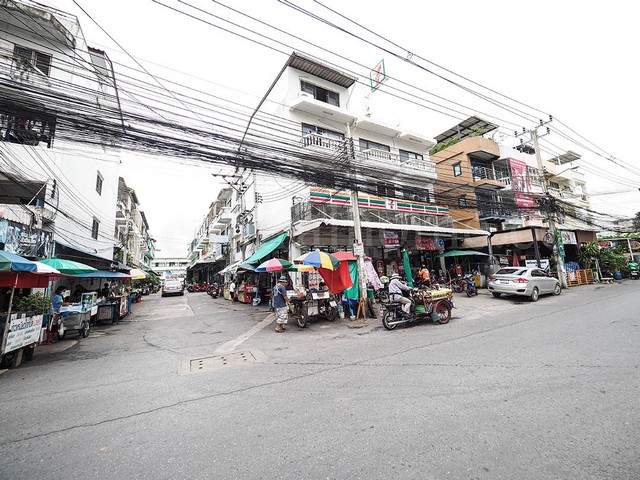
[[359, 139, 390, 152], [91, 218, 100, 239], [550, 181, 560, 190], [399, 150, 423, 162], [96, 171, 103, 195], [453, 162, 462, 177], [300, 80, 339, 106], [14, 44, 52, 76], [458, 196, 467, 208]]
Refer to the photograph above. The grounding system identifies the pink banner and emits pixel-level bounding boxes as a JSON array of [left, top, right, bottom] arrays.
[[509, 158, 536, 209]]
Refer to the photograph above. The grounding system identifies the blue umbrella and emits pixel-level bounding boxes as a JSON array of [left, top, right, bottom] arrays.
[[0, 250, 37, 272]]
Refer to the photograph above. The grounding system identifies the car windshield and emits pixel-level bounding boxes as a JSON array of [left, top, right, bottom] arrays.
[[495, 268, 528, 276]]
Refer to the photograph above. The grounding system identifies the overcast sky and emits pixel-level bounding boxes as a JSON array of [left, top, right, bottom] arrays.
[[45, 0, 640, 256]]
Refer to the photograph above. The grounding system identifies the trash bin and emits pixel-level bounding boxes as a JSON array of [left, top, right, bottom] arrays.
[[614, 271, 623, 280]]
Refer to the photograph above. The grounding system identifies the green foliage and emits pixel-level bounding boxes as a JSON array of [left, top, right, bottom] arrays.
[[430, 137, 459, 155], [577, 242, 600, 269], [16, 292, 51, 314], [600, 246, 628, 273]]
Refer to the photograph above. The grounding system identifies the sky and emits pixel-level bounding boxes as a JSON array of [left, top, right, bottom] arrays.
[[42, 0, 640, 256]]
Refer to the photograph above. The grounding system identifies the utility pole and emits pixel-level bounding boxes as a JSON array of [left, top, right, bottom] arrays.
[[345, 123, 368, 307], [518, 118, 567, 288]]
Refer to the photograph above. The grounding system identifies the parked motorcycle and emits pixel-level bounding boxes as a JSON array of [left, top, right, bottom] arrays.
[[208, 283, 220, 298], [630, 270, 639, 280], [462, 274, 478, 297], [381, 288, 454, 330]]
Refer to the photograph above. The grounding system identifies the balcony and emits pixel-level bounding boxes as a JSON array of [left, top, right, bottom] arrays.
[[211, 207, 232, 230], [302, 133, 345, 152], [292, 200, 453, 229], [471, 164, 507, 190], [289, 92, 357, 124], [360, 148, 436, 177]]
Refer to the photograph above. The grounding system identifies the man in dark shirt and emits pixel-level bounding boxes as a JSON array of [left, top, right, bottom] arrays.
[[273, 275, 290, 333]]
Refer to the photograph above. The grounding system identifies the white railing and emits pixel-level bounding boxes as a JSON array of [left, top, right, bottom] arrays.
[[362, 148, 436, 175], [302, 133, 344, 151]]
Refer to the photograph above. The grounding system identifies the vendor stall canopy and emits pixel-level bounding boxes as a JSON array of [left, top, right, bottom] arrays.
[[39, 258, 97, 274], [244, 232, 288, 264], [0, 250, 38, 272], [436, 250, 489, 258]]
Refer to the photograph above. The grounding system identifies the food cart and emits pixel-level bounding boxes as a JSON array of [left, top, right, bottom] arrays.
[[289, 288, 339, 328], [58, 292, 97, 338]]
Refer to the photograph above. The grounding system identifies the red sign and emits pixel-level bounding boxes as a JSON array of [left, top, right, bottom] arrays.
[[509, 158, 536, 209], [598, 241, 612, 248], [416, 236, 444, 251]]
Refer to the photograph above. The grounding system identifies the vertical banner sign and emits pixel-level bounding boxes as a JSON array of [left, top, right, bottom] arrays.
[[555, 229, 565, 257], [370, 59, 387, 92], [509, 158, 536, 209]]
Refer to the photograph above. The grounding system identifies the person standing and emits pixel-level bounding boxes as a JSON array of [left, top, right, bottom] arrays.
[[272, 275, 290, 333], [229, 279, 236, 301], [49, 286, 67, 343], [388, 273, 412, 316]]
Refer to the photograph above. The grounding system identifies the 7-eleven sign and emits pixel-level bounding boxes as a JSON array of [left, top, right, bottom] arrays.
[[370, 59, 386, 92]]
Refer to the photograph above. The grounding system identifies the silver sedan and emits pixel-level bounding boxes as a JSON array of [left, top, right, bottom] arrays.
[[488, 267, 561, 301]]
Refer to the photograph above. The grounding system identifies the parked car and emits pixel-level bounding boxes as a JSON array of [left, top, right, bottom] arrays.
[[488, 267, 561, 301], [162, 280, 185, 297]]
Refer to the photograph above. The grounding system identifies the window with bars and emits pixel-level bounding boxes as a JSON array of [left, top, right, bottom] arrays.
[[300, 80, 340, 106], [13, 44, 52, 76]]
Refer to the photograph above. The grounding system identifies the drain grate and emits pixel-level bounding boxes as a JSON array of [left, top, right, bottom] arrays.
[[180, 350, 266, 374]]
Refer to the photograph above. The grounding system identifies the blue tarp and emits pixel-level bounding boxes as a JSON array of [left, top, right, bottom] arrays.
[[73, 271, 131, 279]]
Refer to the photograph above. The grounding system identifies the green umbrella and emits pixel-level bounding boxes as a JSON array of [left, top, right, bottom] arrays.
[[39, 258, 97, 274], [436, 250, 489, 257], [402, 250, 414, 287]]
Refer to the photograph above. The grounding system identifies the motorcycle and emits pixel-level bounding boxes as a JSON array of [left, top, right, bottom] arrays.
[[208, 283, 220, 298], [462, 274, 478, 297], [630, 270, 639, 280], [381, 288, 454, 330]]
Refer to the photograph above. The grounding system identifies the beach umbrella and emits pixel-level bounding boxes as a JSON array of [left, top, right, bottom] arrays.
[[294, 251, 340, 271], [39, 258, 97, 275], [256, 258, 292, 272]]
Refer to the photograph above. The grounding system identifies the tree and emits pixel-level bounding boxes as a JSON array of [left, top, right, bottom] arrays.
[[633, 212, 640, 231]]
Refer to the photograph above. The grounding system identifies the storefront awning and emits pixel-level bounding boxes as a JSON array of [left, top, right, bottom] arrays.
[[244, 231, 288, 264], [219, 260, 243, 275], [293, 219, 489, 238]]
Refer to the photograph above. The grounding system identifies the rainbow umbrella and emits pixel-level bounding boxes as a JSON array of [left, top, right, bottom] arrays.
[[256, 258, 293, 272], [294, 251, 340, 271]]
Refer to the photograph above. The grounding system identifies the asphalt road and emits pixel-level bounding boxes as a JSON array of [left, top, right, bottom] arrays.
[[1, 282, 638, 480]]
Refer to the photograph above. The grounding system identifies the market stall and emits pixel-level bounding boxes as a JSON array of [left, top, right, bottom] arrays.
[[69, 271, 132, 323]]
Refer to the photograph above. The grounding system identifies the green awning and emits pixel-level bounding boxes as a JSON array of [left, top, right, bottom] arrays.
[[245, 231, 288, 264], [436, 250, 489, 258]]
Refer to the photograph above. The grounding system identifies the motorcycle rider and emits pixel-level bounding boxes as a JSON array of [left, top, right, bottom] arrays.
[[388, 273, 412, 316]]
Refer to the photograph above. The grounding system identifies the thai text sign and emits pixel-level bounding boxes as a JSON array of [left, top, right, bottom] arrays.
[[3, 314, 43, 354], [383, 230, 399, 248], [416, 236, 444, 251]]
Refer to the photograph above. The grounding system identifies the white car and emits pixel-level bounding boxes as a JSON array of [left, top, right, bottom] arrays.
[[161, 280, 184, 297], [488, 267, 561, 301]]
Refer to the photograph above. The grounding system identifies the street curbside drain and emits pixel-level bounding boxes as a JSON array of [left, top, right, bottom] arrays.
[[179, 349, 267, 375]]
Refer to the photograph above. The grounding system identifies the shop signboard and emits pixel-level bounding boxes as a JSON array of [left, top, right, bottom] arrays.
[[416, 236, 444, 251], [559, 231, 577, 245], [209, 234, 229, 244], [353, 241, 364, 257], [598, 241, 613, 249], [383, 230, 399, 248], [525, 259, 550, 269], [509, 158, 536, 209], [2, 314, 43, 354]]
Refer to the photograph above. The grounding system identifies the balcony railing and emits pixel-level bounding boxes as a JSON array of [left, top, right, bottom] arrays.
[[302, 133, 345, 152], [292, 201, 453, 229], [361, 148, 436, 175]]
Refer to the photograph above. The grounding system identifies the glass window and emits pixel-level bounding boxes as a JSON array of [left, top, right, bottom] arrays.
[[96, 172, 103, 195], [453, 162, 462, 176], [458, 196, 467, 208], [399, 150, 423, 162], [91, 218, 99, 239], [359, 139, 390, 151], [300, 80, 340, 106], [14, 44, 52, 76]]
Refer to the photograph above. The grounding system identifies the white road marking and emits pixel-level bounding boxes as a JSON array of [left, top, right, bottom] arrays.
[[215, 313, 275, 354]]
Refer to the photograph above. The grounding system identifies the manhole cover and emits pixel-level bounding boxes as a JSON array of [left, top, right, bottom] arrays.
[[179, 350, 267, 375]]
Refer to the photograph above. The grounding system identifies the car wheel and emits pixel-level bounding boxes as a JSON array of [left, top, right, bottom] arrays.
[[553, 284, 561, 295], [530, 287, 539, 302], [491, 292, 502, 298]]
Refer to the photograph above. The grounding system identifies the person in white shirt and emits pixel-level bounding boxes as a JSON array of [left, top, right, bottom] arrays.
[[388, 273, 412, 315], [229, 279, 236, 301]]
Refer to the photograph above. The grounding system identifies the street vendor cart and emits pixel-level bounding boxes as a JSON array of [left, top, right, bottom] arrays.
[[58, 292, 97, 338], [289, 289, 340, 328]]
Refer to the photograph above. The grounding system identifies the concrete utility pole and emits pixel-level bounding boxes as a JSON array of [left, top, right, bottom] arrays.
[[345, 123, 368, 305], [527, 123, 568, 289]]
